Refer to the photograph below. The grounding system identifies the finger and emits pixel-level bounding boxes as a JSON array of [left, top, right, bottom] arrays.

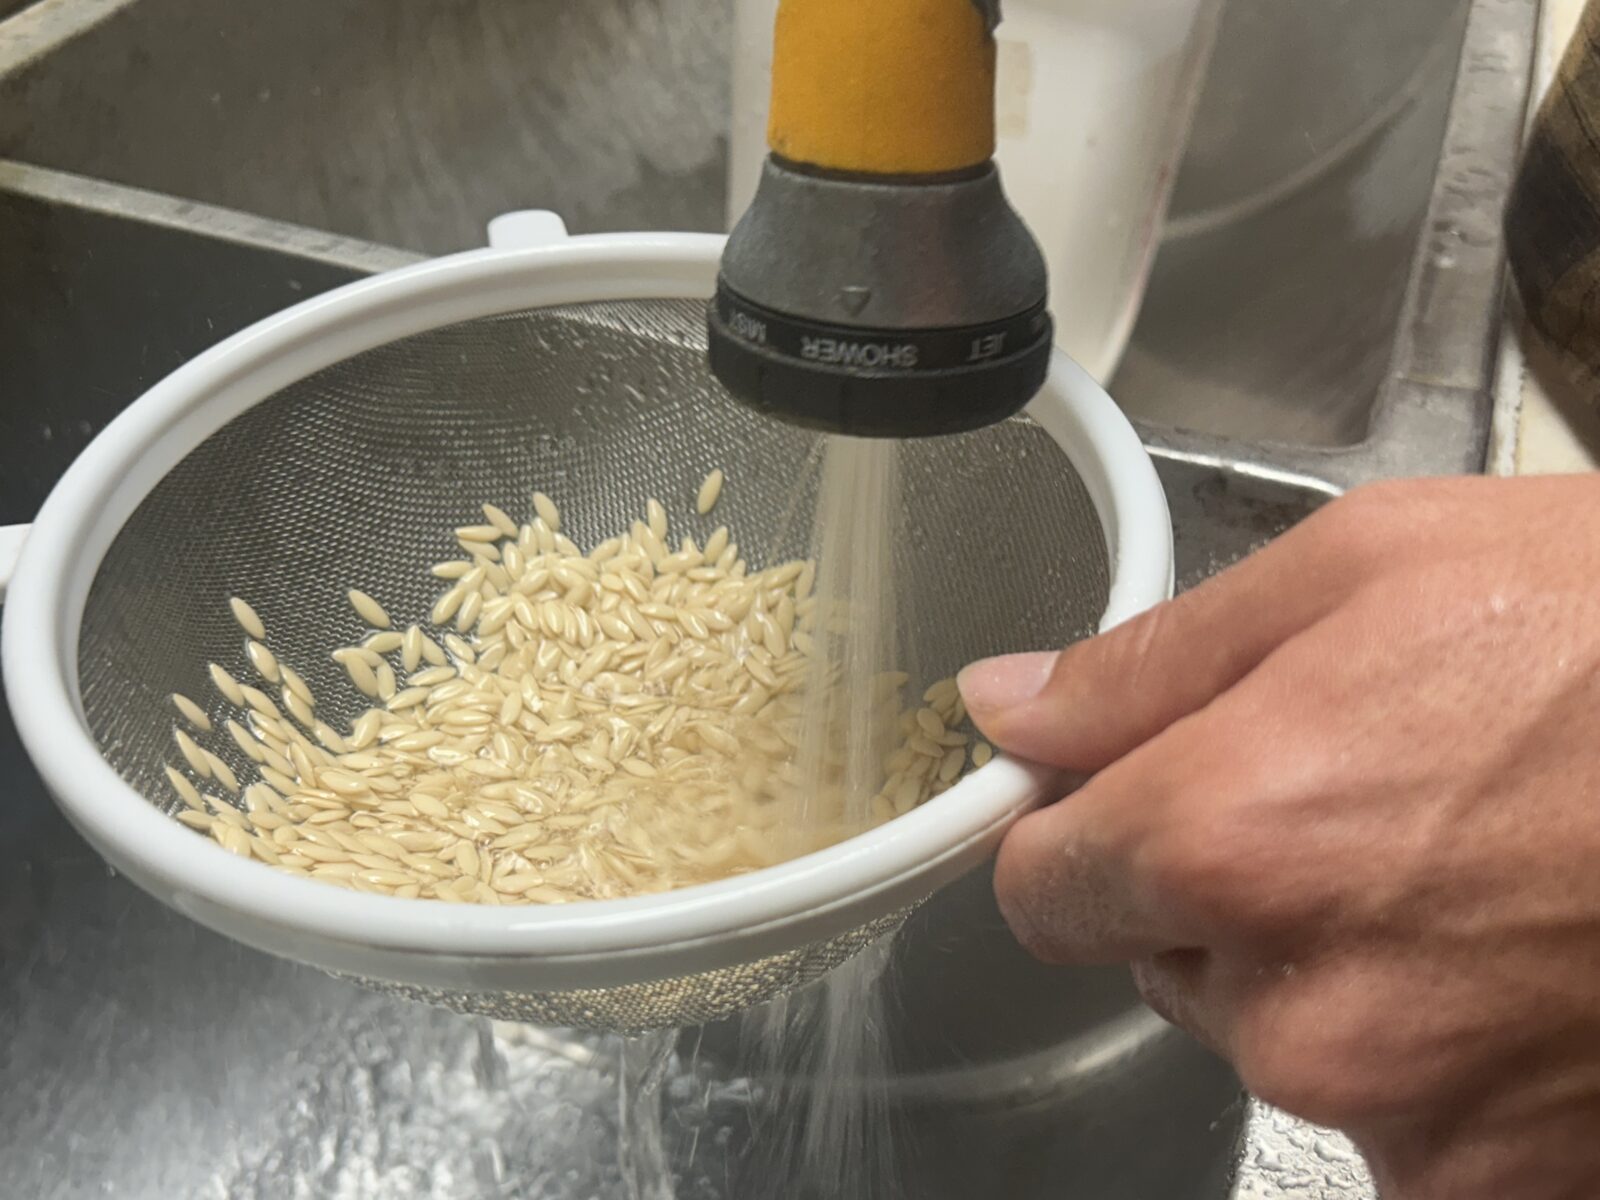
[[958, 496, 1381, 772], [991, 667, 1303, 966], [1131, 951, 1233, 1057], [992, 767, 1200, 964]]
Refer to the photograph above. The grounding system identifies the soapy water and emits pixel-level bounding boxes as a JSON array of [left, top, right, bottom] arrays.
[[617, 436, 913, 1200]]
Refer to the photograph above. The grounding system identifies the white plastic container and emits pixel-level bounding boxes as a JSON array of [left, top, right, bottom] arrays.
[[728, 0, 1222, 384]]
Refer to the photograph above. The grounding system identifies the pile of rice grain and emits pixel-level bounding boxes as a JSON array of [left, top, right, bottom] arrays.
[[163, 476, 988, 905]]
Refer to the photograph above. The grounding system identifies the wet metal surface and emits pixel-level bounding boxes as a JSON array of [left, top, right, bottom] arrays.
[[0, 0, 1525, 456]]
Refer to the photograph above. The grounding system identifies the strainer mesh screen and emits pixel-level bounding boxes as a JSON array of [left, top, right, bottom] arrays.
[[343, 908, 912, 1032], [76, 298, 1110, 1031]]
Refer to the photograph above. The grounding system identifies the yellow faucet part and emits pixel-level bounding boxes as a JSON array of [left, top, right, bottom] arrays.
[[767, 0, 996, 176]]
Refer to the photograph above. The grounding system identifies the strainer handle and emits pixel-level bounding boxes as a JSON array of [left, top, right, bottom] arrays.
[[485, 210, 570, 250], [0, 524, 26, 602]]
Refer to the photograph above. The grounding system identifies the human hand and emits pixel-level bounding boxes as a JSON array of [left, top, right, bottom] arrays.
[[959, 475, 1600, 1200]]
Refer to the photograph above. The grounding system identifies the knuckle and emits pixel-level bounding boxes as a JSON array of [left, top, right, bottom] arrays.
[[1136, 773, 1284, 931], [1144, 807, 1326, 941], [1129, 960, 1174, 1018], [1110, 602, 1170, 673], [1330, 479, 1410, 523], [1140, 835, 1282, 942], [1303, 477, 1470, 574], [1137, 714, 1340, 938], [992, 826, 1078, 964], [1231, 980, 1401, 1128], [1303, 481, 1411, 560], [1140, 823, 1241, 919], [1130, 955, 1202, 1033], [1049, 607, 1188, 768], [1069, 604, 1173, 706], [994, 801, 1150, 965]]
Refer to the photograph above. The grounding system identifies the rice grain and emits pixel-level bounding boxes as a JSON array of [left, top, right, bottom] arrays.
[[348, 589, 392, 628], [174, 728, 212, 778], [176, 485, 972, 906], [226, 597, 267, 640], [696, 469, 725, 515], [246, 639, 280, 683], [532, 491, 561, 531], [172, 692, 212, 731], [209, 663, 246, 706]]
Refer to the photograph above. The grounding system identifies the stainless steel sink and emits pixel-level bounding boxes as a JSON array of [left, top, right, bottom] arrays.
[[0, 0, 1536, 1194], [0, 0, 733, 251], [0, 0, 1515, 468]]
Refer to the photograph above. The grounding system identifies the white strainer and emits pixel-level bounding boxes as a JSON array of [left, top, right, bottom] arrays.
[[0, 214, 1172, 1032]]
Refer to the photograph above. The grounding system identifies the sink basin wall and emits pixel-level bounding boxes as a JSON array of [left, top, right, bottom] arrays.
[[0, 171, 396, 525], [1116, 11, 1468, 447], [1, 0, 1494, 453], [0, 0, 732, 249]]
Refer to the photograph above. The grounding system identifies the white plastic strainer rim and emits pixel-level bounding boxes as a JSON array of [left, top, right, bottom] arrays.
[[1, 231, 1172, 969]]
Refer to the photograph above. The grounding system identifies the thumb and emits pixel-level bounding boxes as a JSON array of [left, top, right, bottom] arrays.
[[958, 512, 1363, 772]]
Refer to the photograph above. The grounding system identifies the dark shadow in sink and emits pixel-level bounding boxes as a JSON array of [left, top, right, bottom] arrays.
[[0, 177, 374, 525]]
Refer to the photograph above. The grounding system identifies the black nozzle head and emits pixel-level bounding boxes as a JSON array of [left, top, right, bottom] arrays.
[[706, 283, 1053, 438], [707, 157, 1054, 439]]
